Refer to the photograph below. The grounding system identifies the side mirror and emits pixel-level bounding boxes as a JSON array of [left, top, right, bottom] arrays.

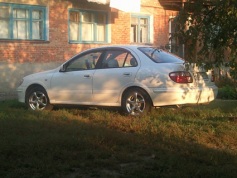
[[59, 64, 66, 72]]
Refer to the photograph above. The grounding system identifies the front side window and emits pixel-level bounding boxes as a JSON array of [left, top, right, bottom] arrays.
[[66, 51, 102, 71], [69, 9, 108, 43], [0, 3, 46, 40], [131, 15, 149, 43]]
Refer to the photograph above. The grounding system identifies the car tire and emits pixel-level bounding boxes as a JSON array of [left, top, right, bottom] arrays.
[[122, 88, 151, 116], [26, 86, 53, 111]]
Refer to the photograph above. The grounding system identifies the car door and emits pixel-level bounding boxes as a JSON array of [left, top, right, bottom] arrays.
[[49, 51, 102, 104], [93, 49, 139, 105]]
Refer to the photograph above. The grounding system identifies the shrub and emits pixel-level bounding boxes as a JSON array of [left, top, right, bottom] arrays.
[[217, 85, 237, 100], [215, 77, 235, 88]]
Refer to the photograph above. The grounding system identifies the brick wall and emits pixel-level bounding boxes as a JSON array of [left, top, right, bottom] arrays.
[[110, 9, 131, 44], [154, 9, 176, 48]]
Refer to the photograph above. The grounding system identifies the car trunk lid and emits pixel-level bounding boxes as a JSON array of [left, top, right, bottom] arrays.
[[186, 63, 214, 87]]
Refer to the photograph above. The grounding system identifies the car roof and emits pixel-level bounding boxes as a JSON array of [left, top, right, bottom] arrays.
[[89, 45, 153, 51]]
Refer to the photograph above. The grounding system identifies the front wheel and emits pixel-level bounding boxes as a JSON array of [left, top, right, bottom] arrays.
[[122, 88, 152, 116], [26, 86, 53, 111]]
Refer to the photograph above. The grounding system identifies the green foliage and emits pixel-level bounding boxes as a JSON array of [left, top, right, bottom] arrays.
[[174, 0, 237, 75], [216, 77, 237, 99], [215, 77, 236, 87], [217, 85, 237, 99], [0, 100, 237, 177]]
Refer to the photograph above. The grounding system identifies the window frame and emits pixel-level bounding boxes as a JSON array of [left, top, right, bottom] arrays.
[[0, 3, 47, 41], [130, 14, 150, 44], [68, 9, 109, 44]]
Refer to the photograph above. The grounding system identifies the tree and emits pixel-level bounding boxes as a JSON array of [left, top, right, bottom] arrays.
[[174, 0, 237, 81]]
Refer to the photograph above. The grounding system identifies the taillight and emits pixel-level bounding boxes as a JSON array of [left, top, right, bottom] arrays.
[[211, 70, 215, 82], [169, 71, 193, 83]]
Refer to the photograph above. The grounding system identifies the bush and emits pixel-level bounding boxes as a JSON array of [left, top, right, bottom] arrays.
[[217, 85, 237, 100], [215, 77, 235, 88]]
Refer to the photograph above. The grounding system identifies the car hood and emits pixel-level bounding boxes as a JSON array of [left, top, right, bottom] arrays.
[[22, 68, 59, 87], [24, 68, 58, 79]]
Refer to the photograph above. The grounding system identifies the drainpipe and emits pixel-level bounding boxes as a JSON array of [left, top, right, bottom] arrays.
[[182, 0, 185, 59]]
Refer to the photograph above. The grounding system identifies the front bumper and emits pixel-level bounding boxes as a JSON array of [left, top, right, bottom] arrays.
[[16, 86, 26, 103]]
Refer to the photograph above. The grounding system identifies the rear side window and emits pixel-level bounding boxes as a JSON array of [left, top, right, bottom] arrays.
[[138, 47, 184, 63], [100, 50, 137, 68]]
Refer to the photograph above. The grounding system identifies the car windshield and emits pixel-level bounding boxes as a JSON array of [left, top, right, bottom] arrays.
[[138, 47, 184, 63]]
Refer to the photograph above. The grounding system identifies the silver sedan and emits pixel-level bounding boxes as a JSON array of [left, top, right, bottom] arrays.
[[17, 45, 218, 115]]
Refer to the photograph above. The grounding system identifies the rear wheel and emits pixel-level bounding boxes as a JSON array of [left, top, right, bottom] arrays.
[[26, 86, 53, 111], [122, 88, 151, 116]]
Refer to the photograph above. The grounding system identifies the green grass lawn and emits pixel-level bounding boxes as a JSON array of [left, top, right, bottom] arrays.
[[0, 100, 237, 178]]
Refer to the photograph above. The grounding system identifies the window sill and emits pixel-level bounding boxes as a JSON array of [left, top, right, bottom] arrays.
[[69, 41, 110, 44], [0, 39, 50, 44]]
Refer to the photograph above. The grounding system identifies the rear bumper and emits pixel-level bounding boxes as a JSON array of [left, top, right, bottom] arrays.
[[151, 85, 218, 107]]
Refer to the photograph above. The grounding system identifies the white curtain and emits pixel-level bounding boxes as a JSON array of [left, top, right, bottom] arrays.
[[82, 23, 93, 41], [32, 21, 41, 39], [97, 25, 105, 41], [32, 10, 42, 39], [13, 21, 29, 39], [70, 22, 79, 41], [0, 7, 10, 38], [140, 26, 148, 43], [13, 9, 29, 39], [0, 20, 9, 38]]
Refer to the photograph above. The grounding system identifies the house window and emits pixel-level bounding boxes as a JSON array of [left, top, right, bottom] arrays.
[[131, 15, 150, 43], [0, 3, 47, 40], [69, 9, 108, 43]]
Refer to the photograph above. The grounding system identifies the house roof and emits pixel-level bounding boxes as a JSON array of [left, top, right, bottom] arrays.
[[159, 0, 212, 11], [159, 0, 187, 11]]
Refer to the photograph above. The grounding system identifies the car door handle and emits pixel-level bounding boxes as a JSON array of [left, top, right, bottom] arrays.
[[84, 74, 91, 78], [123, 72, 131, 77]]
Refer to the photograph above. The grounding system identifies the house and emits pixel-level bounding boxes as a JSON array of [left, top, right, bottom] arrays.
[[0, 0, 181, 100]]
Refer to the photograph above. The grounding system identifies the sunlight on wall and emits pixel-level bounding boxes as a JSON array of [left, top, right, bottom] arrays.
[[110, 0, 140, 12], [87, 0, 109, 4], [87, 0, 141, 12]]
